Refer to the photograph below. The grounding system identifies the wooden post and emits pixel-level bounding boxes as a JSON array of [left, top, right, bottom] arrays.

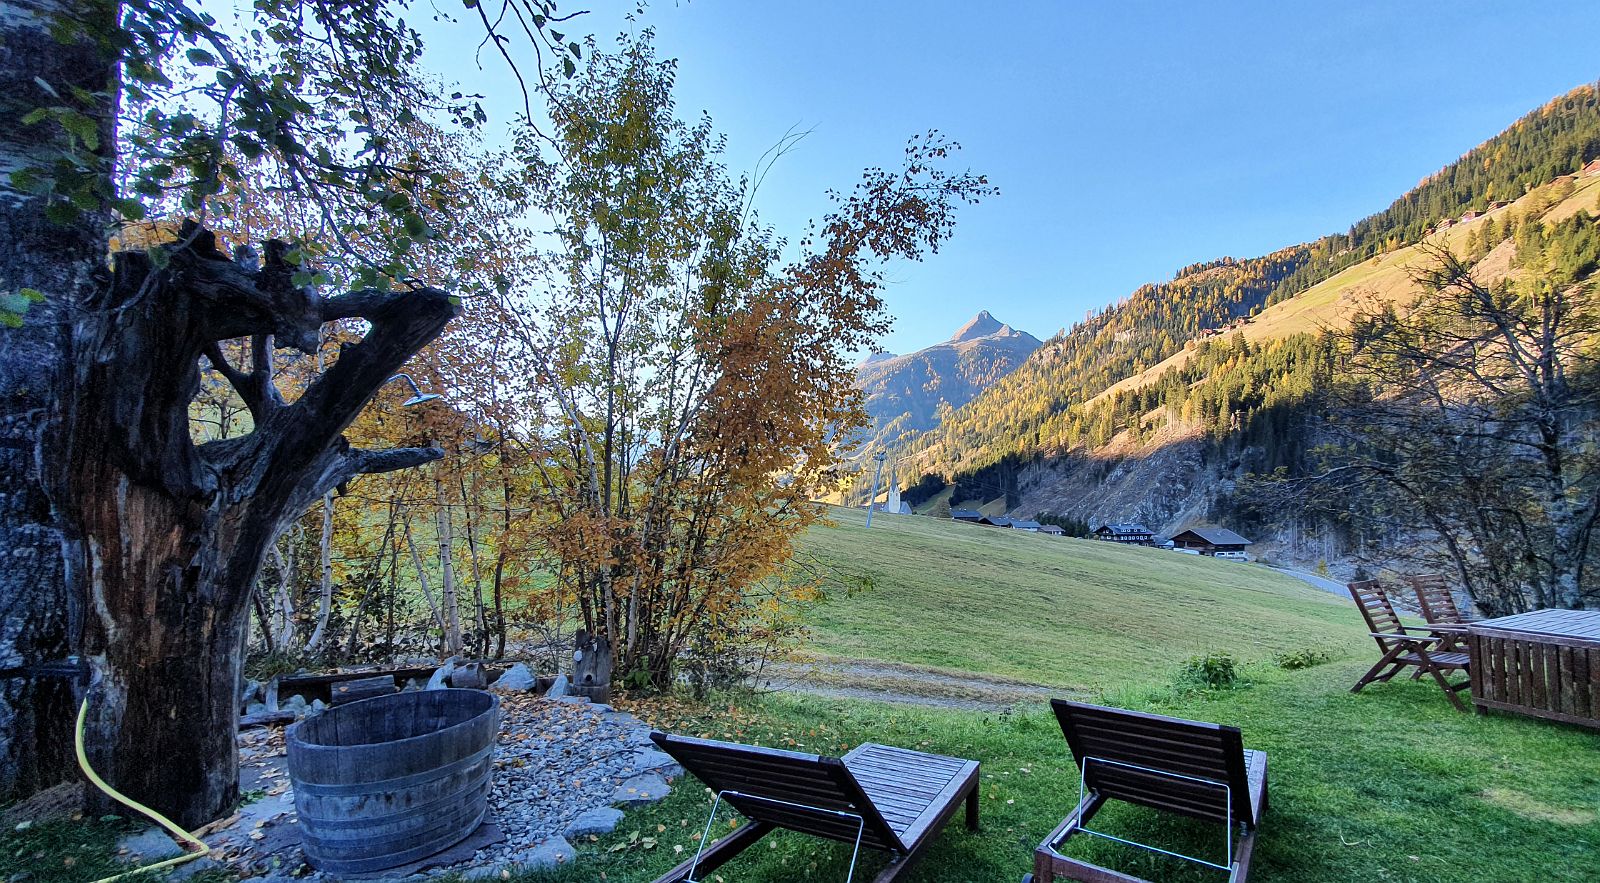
[[572, 629, 613, 703]]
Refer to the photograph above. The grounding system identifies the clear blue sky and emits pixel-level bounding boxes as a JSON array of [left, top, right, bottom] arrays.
[[425, 1, 1597, 354]]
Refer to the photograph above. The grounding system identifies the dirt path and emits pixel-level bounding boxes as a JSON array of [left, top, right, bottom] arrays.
[[754, 656, 1076, 711]]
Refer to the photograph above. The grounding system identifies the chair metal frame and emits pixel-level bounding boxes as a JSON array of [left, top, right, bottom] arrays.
[[687, 789, 867, 883], [1046, 755, 1239, 880]]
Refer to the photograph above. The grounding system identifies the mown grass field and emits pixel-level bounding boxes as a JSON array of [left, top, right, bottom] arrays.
[[795, 506, 1368, 690]]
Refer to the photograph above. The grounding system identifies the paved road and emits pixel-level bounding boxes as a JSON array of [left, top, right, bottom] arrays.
[[1268, 566, 1348, 598]]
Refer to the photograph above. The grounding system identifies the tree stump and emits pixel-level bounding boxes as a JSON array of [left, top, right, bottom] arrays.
[[448, 663, 487, 690], [571, 630, 613, 704]]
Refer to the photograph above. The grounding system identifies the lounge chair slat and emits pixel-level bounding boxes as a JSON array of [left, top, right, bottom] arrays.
[[649, 732, 980, 883]]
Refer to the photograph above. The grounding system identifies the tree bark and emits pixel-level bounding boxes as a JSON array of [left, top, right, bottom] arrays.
[[0, 0, 118, 802], [403, 512, 448, 647], [435, 475, 462, 655]]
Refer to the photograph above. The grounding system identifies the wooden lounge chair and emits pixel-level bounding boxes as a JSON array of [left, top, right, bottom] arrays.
[[1348, 579, 1470, 711], [648, 732, 979, 883], [1024, 699, 1267, 883]]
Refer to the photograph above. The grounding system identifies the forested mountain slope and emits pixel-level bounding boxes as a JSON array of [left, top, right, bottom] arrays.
[[905, 82, 1600, 483], [853, 311, 1040, 453]]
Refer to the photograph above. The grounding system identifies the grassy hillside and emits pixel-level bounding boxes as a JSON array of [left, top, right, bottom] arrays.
[[796, 506, 1367, 691], [1089, 172, 1600, 406]]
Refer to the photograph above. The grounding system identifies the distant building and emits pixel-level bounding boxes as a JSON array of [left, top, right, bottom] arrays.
[[982, 515, 1013, 528], [1460, 210, 1482, 222], [1488, 200, 1511, 211], [868, 500, 911, 515], [1582, 159, 1600, 176], [1092, 523, 1155, 545], [1038, 524, 1066, 537], [1170, 527, 1253, 556], [950, 509, 985, 523], [1009, 519, 1042, 532]]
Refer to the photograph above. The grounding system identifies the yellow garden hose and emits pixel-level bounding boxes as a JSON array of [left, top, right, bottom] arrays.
[[74, 698, 212, 883]]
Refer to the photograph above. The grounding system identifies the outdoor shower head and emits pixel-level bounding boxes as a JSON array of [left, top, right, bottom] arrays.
[[388, 373, 442, 407]]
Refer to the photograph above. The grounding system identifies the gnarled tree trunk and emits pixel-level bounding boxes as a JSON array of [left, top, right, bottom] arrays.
[[63, 229, 457, 827]]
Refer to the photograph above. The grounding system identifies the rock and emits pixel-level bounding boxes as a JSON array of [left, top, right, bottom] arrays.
[[610, 774, 670, 807], [623, 728, 656, 746], [544, 673, 569, 698], [449, 662, 488, 690], [242, 679, 263, 706], [629, 748, 682, 777], [556, 694, 589, 705], [461, 865, 511, 882], [426, 660, 457, 690], [401, 677, 423, 692], [516, 836, 575, 871], [562, 806, 624, 839], [244, 701, 268, 717], [310, 698, 327, 716], [116, 828, 184, 863], [489, 663, 536, 693], [281, 694, 307, 716]]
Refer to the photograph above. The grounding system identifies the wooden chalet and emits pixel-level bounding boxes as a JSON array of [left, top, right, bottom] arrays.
[[1009, 519, 1042, 532], [1037, 524, 1066, 537], [982, 515, 1014, 528], [1584, 158, 1600, 176], [1170, 526, 1253, 556], [950, 509, 985, 524], [1091, 523, 1155, 545]]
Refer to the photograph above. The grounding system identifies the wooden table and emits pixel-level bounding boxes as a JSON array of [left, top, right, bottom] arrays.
[[1467, 609, 1600, 728]]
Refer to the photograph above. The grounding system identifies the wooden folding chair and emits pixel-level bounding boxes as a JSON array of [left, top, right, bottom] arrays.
[[648, 733, 979, 883], [1348, 579, 1470, 711], [1407, 574, 1475, 651], [1024, 699, 1268, 883]]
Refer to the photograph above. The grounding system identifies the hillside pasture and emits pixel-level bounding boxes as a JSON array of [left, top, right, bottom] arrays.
[[796, 506, 1367, 691]]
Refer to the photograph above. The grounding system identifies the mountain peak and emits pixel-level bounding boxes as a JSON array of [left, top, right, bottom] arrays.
[[951, 310, 1005, 342]]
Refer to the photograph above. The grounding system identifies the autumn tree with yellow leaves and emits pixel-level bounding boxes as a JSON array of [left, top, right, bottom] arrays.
[[487, 33, 992, 689]]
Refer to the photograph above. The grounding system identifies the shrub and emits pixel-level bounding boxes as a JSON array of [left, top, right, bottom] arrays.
[[1178, 652, 1239, 690], [1274, 647, 1333, 670]]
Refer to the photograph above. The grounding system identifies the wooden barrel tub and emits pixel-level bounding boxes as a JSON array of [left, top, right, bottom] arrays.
[[286, 688, 500, 874]]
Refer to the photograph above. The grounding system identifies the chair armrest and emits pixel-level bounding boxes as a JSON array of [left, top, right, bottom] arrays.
[[1422, 623, 1469, 633], [1370, 632, 1442, 646]]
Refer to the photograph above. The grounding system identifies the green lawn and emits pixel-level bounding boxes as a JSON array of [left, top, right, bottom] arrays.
[[523, 663, 1600, 883], [796, 506, 1368, 690]]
